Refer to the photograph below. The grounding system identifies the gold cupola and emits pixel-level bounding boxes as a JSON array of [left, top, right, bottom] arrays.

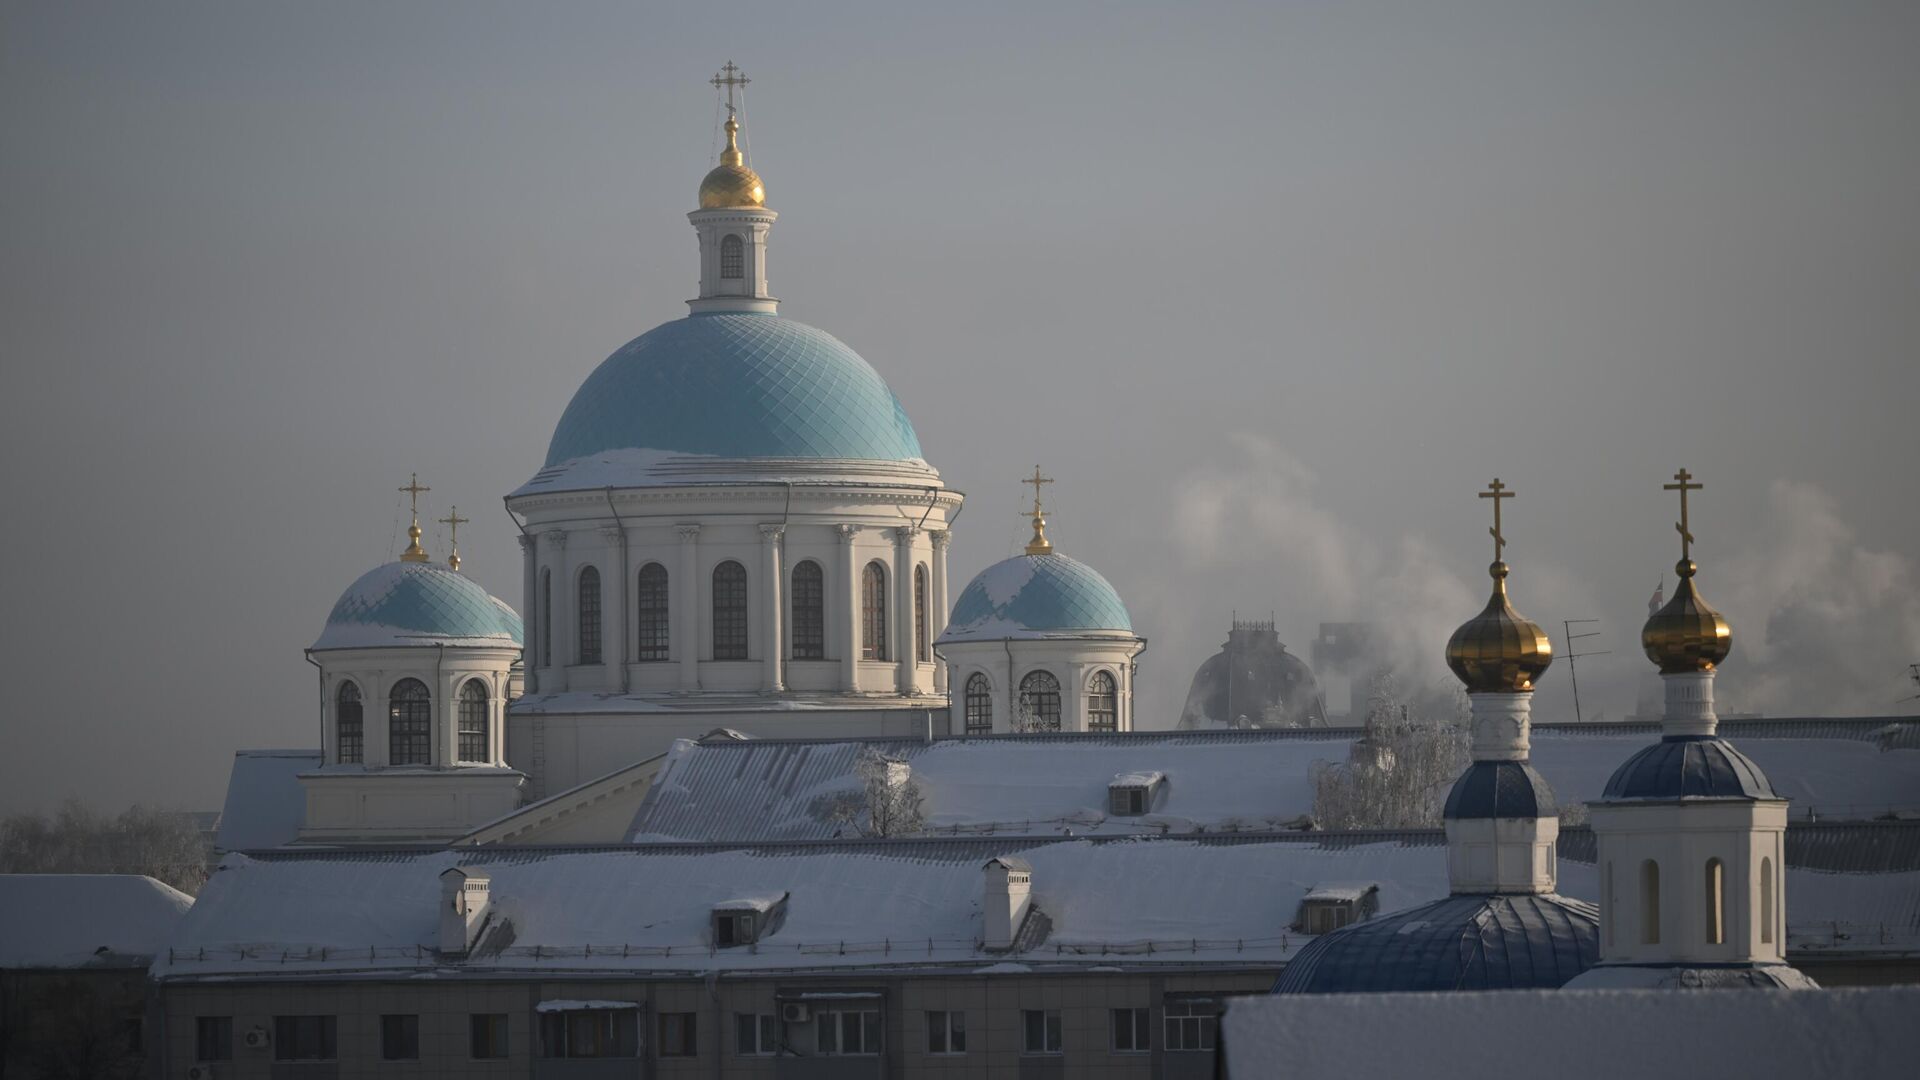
[[1641, 468, 1732, 674], [698, 113, 765, 209], [1444, 479, 1553, 693]]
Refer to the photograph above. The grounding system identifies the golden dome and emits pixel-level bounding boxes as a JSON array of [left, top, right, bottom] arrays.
[[1642, 558, 1731, 673], [698, 114, 765, 209], [1445, 561, 1554, 693]]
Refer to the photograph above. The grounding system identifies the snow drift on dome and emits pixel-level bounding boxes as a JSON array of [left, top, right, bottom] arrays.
[[939, 554, 1133, 642], [312, 561, 522, 650]]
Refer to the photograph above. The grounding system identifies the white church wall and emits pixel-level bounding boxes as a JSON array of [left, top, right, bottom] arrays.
[[1590, 799, 1789, 966]]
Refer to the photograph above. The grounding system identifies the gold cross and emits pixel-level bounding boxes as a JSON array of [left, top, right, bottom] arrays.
[[710, 61, 750, 114], [1020, 466, 1055, 555], [398, 472, 430, 518], [437, 506, 469, 571], [1479, 477, 1515, 562], [1663, 467, 1703, 559], [1020, 466, 1053, 519]]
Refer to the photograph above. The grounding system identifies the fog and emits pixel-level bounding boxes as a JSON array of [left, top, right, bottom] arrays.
[[3, 1, 1917, 812]]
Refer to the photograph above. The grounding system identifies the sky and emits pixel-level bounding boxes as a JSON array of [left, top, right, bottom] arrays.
[[2, 1, 1917, 813]]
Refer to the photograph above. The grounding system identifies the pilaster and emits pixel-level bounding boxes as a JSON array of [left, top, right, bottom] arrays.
[[760, 524, 786, 692], [601, 525, 628, 688], [892, 527, 919, 695], [518, 534, 538, 693], [837, 525, 860, 692], [677, 525, 701, 689]]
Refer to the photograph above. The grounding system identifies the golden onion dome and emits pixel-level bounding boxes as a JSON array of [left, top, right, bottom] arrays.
[[1642, 558, 1731, 674], [698, 114, 765, 209], [1445, 561, 1554, 693]]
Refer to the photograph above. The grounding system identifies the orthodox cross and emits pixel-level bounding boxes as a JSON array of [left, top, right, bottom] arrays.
[[1663, 467, 1703, 559], [1479, 477, 1514, 562], [1020, 466, 1054, 522], [438, 506, 469, 570], [399, 473, 430, 519], [1020, 466, 1055, 554], [710, 61, 750, 115]]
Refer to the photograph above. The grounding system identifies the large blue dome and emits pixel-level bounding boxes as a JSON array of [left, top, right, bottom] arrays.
[[939, 554, 1133, 643], [1273, 893, 1599, 993], [312, 562, 523, 651], [544, 313, 923, 467]]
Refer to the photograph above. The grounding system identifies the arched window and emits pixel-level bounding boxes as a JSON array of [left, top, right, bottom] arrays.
[[539, 569, 552, 668], [1705, 858, 1725, 945], [1602, 861, 1615, 948], [1760, 856, 1775, 945], [712, 561, 749, 660], [1639, 860, 1661, 945], [914, 564, 930, 662], [792, 561, 825, 660], [720, 234, 744, 279], [336, 681, 363, 764], [577, 566, 602, 665], [1018, 670, 1062, 732], [861, 561, 889, 661], [636, 563, 670, 661], [457, 679, 489, 762], [963, 673, 993, 734], [1087, 671, 1118, 732], [388, 678, 431, 766]]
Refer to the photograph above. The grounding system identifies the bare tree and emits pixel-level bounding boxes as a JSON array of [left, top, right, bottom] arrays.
[[818, 748, 926, 838], [0, 800, 208, 895], [1311, 674, 1469, 830]]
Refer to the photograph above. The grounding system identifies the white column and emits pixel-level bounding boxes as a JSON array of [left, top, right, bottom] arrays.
[[930, 530, 951, 694], [892, 527, 918, 695], [544, 530, 569, 691], [760, 524, 786, 692], [601, 526, 628, 689], [677, 525, 701, 690], [518, 534, 538, 694], [837, 524, 859, 692]]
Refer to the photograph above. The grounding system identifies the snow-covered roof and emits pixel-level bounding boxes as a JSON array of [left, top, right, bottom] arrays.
[[0, 875, 193, 968], [214, 748, 320, 851], [1301, 883, 1378, 902]]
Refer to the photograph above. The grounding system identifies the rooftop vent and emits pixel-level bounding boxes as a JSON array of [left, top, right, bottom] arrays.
[[982, 856, 1034, 952], [1292, 882, 1379, 935], [713, 892, 789, 949], [1108, 771, 1166, 816], [438, 866, 491, 955]]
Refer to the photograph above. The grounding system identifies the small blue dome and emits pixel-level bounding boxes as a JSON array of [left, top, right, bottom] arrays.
[[1444, 761, 1558, 821], [312, 562, 523, 651], [1601, 736, 1777, 801], [545, 314, 923, 468], [1273, 893, 1599, 993], [938, 554, 1133, 643]]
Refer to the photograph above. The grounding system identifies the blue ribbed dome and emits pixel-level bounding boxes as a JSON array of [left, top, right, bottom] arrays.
[[312, 562, 523, 651], [1444, 761, 1559, 821], [1601, 736, 1777, 801], [938, 554, 1133, 643], [544, 314, 923, 467], [1273, 893, 1599, 993]]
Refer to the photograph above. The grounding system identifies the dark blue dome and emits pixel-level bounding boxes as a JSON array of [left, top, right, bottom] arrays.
[[1601, 736, 1777, 801], [1272, 893, 1598, 993], [1443, 761, 1558, 821]]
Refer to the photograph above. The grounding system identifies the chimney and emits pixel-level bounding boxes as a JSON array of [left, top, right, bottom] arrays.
[[439, 866, 491, 955], [982, 856, 1033, 951]]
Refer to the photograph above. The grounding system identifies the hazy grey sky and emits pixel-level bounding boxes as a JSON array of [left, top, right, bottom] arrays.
[[3, 1, 1917, 813]]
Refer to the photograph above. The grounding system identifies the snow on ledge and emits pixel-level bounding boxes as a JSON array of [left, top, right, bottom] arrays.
[[535, 1000, 640, 1013]]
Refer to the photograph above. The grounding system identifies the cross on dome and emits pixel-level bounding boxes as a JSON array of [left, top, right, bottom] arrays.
[[437, 506, 469, 571], [1479, 477, 1514, 567], [1664, 467, 1703, 562], [1020, 466, 1055, 555], [398, 472, 431, 563], [710, 61, 750, 116]]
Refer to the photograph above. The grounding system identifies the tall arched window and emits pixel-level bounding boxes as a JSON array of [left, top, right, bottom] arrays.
[[1018, 670, 1062, 732], [539, 569, 553, 668], [914, 564, 930, 662], [792, 561, 825, 660], [720, 234, 744, 279], [1760, 856, 1775, 945], [1705, 858, 1725, 945], [388, 678, 431, 766], [712, 561, 749, 660], [1639, 860, 1662, 945], [577, 566, 602, 665], [963, 673, 993, 734], [1087, 671, 1118, 732], [636, 563, 670, 661], [457, 680, 490, 762], [336, 681, 363, 764], [861, 561, 889, 661]]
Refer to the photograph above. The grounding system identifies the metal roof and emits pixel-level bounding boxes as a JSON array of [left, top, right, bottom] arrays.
[[939, 553, 1134, 640], [1443, 760, 1558, 820], [1271, 892, 1600, 993], [312, 560, 522, 650], [1601, 736, 1777, 801]]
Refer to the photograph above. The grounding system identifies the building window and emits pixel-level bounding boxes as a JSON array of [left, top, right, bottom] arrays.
[[540, 568, 552, 667], [1018, 670, 1062, 732], [926, 1010, 966, 1054], [713, 560, 749, 660], [1022, 1009, 1062, 1055], [457, 679, 489, 762], [577, 565, 602, 665], [714, 910, 756, 948], [195, 1016, 233, 1062], [963, 673, 993, 734], [1112, 1007, 1151, 1052], [1705, 857, 1725, 945], [636, 562, 670, 661], [380, 1015, 419, 1061], [1640, 859, 1661, 945], [659, 1013, 698, 1058], [914, 564, 930, 662], [861, 561, 888, 660], [816, 1010, 881, 1055], [272, 1016, 337, 1061], [470, 1014, 508, 1059], [1761, 856, 1775, 945], [1087, 670, 1119, 731], [539, 1009, 639, 1059], [1163, 1000, 1217, 1052], [720, 233, 744, 279], [335, 682, 363, 764], [792, 560, 825, 659], [735, 1013, 779, 1056], [387, 678, 431, 766]]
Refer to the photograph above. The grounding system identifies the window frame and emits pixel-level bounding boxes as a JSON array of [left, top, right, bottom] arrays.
[[720, 233, 744, 279], [272, 1015, 337, 1062], [914, 563, 929, 662], [658, 1012, 699, 1058], [1111, 1007, 1150, 1053], [1021, 1009, 1063, 1056], [577, 565, 603, 665], [1640, 859, 1662, 945], [195, 1016, 233, 1062], [861, 561, 889, 661], [926, 1009, 967, 1055], [538, 1008, 639, 1059], [387, 678, 431, 766], [335, 681, 363, 764], [469, 1013, 509, 1060], [791, 560, 826, 660], [457, 679, 489, 762], [1163, 1000, 1218, 1053], [963, 673, 993, 734], [815, 1009, 881, 1056], [379, 1014, 420, 1062], [1018, 670, 1062, 732], [539, 568, 552, 667], [636, 562, 671, 661], [1705, 857, 1726, 945], [735, 1012, 780, 1056], [712, 560, 750, 660], [1087, 669, 1119, 732]]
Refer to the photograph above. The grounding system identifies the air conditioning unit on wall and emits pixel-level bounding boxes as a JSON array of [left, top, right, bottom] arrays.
[[780, 1002, 811, 1024], [242, 1026, 271, 1050]]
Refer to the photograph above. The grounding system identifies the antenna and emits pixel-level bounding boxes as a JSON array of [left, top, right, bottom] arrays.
[[1562, 618, 1611, 724], [1902, 663, 1920, 705]]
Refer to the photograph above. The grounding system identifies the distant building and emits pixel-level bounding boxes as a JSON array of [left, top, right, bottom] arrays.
[[1179, 619, 1329, 729]]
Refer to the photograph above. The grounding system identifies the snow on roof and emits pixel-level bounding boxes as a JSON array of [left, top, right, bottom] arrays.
[[535, 999, 639, 1013], [0, 875, 193, 968], [713, 894, 786, 913], [1111, 771, 1165, 788], [214, 749, 320, 851], [1222, 986, 1920, 1079], [1302, 882, 1378, 902]]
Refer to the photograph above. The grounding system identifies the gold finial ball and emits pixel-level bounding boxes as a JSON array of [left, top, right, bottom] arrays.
[[1642, 557, 1731, 674], [1444, 560, 1554, 693]]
